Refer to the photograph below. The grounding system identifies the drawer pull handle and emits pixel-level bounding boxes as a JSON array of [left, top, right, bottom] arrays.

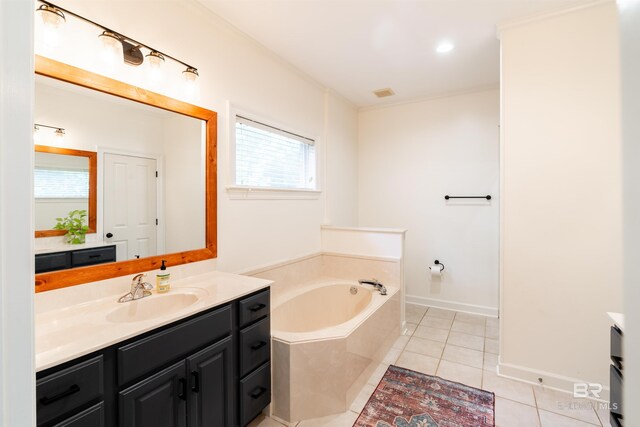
[[250, 386, 266, 399], [191, 371, 200, 392], [178, 378, 187, 400], [248, 303, 266, 312], [40, 384, 80, 405], [88, 254, 101, 259], [250, 341, 267, 351]]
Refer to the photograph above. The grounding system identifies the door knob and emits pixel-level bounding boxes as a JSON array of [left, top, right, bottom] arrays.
[[106, 232, 113, 238]]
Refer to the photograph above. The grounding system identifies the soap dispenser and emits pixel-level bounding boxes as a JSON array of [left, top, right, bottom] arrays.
[[156, 260, 171, 293]]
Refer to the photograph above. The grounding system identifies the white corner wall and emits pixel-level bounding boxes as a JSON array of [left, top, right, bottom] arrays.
[[499, 2, 622, 393], [358, 89, 500, 316], [619, 0, 640, 423], [35, 0, 359, 274], [0, 0, 35, 425]]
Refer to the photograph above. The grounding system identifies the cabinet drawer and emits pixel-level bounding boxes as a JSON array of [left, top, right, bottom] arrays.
[[71, 246, 116, 268], [37, 356, 104, 426], [239, 290, 270, 328], [611, 326, 623, 370], [35, 252, 70, 274], [239, 317, 271, 377], [52, 402, 104, 427], [610, 364, 623, 417], [118, 305, 232, 386], [239, 362, 271, 427]]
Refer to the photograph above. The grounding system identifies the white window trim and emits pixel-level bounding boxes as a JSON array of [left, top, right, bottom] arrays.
[[226, 103, 322, 200]]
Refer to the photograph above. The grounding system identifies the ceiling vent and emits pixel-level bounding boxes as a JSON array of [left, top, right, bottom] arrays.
[[373, 88, 395, 98]]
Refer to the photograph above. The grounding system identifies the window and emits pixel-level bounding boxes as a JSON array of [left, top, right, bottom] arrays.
[[234, 115, 316, 190], [34, 167, 89, 198]]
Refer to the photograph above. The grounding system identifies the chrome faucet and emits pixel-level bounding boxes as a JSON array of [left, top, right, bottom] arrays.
[[358, 279, 387, 296], [118, 273, 153, 303]]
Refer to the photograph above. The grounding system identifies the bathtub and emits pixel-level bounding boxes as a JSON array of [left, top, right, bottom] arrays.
[[270, 280, 401, 423]]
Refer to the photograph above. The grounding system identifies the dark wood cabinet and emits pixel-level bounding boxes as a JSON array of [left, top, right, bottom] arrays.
[[37, 287, 271, 427], [610, 325, 623, 427], [35, 245, 116, 273]]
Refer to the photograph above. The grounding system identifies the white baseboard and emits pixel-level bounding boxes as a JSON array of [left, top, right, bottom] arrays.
[[406, 295, 499, 317], [498, 360, 610, 403]]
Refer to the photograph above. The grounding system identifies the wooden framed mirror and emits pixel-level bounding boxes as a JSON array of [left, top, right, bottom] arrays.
[[34, 145, 97, 238], [35, 55, 217, 292]]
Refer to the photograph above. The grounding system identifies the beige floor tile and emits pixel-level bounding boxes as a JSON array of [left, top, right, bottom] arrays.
[[349, 383, 376, 413], [382, 347, 402, 365], [366, 363, 391, 386], [495, 397, 540, 427], [455, 312, 487, 326], [392, 335, 410, 349], [442, 344, 484, 369], [424, 307, 456, 320], [595, 403, 612, 427], [534, 388, 601, 425], [247, 415, 288, 427], [483, 352, 498, 372], [451, 320, 485, 336], [435, 360, 483, 389], [419, 316, 454, 330], [447, 331, 485, 351], [484, 338, 499, 354], [395, 351, 439, 375], [485, 326, 500, 339], [486, 317, 499, 329], [482, 371, 536, 406], [538, 409, 600, 427], [414, 325, 449, 342], [298, 410, 359, 427], [405, 304, 428, 324], [403, 322, 417, 336], [404, 337, 445, 359]]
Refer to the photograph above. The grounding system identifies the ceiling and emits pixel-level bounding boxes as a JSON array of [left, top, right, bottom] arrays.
[[196, 0, 587, 107]]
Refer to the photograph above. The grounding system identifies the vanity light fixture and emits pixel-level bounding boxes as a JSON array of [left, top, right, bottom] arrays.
[[36, 3, 65, 46], [146, 51, 165, 82], [34, 123, 66, 141], [36, 1, 200, 84]]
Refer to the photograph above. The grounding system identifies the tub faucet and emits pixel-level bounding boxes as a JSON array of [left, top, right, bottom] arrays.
[[118, 273, 153, 303], [358, 279, 387, 296]]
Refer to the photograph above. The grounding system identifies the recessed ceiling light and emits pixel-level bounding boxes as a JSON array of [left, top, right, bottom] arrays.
[[436, 41, 455, 54]]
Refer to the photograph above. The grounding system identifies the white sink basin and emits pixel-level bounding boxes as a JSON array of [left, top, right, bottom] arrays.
[[106, 289, 207, 323]]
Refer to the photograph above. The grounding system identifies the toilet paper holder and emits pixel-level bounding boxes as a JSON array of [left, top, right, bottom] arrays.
[[433, 260, 445, 272]]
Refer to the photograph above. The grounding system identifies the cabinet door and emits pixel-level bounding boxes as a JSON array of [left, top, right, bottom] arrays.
[[119, 362, 187, 427], [186, 336, 234, 427]]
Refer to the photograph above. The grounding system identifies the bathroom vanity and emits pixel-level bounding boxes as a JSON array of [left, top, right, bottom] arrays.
[[609, 312, 624, 427], [35, 243, 116, 274], [35, 272, 272, 427]]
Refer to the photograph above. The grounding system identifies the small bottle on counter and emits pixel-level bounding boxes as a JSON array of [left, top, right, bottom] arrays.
[[156, 260, 171, 293]]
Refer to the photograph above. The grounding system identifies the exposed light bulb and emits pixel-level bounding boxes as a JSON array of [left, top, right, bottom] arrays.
[[36, 4, 65, 47], [436, 41, 455, 54], [145, 51, 165, 82], [183, 67, 199, 96], [98, 31, 123, 67]]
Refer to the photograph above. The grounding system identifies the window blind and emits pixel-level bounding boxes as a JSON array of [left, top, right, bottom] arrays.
[[34, 168, 89, 198], [235, 116, 316, 190]]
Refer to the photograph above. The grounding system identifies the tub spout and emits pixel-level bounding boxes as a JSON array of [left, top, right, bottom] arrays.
[[358, 279, 387, 295]]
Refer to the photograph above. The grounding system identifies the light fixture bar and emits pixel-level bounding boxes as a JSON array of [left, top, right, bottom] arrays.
[[34, 123, 65, 132], [38, 0, 198, 72]]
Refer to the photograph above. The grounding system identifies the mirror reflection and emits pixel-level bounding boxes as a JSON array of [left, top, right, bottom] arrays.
[[35, 74, 206, 272]]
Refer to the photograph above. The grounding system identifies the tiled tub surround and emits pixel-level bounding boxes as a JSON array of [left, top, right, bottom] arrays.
[[271, 282, 401, 423], [35, 265, 272, 371]]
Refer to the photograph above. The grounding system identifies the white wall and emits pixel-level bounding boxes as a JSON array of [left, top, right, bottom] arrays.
[[358, 89, 500, 316], [36, 0, 359, 274], [499, 2, 622, 393], [0, 0, 35, 425], [619, 0, 640, 422]]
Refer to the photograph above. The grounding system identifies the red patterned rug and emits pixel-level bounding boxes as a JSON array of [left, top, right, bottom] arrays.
[[354, 365, 495, 427]]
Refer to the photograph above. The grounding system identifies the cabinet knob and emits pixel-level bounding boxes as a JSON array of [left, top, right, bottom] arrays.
[[106, 232, 113, 238]]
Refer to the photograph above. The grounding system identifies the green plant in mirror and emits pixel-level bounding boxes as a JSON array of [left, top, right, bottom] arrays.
[[54, 210, 89, 244]]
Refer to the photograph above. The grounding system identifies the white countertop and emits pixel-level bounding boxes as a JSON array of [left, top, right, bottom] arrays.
[[35, 240, 115, 255], [608, 312, 624, 331], [36, 270, 271, 372]]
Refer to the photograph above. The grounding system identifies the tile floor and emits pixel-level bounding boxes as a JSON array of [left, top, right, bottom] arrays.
[[250, 304, 611, 427]]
